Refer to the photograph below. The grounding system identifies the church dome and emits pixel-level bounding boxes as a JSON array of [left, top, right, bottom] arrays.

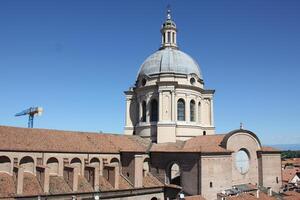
[[138, 48, 202, 79]]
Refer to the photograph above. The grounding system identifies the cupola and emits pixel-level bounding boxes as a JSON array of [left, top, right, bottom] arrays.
[[160, 9, 178, 49]]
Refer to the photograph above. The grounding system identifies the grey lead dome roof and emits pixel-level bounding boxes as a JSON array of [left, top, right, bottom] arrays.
[[138, 48, 202, 79]]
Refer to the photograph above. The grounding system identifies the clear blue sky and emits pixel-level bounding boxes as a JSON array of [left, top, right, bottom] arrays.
[[0, 0, 299, 145]]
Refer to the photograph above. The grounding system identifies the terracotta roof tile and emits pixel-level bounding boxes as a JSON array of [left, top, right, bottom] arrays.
[[282, 191, 300, 200], [143, 173, 164, 188], [22, 172, 43, 196], [150, 134, 230, 153], [119, 175, 133, 190], [184, 134, 230, 153], [49, 176, 72, 194], [282, 168, 300, 183], [185, 195, 206, 200], [0, 173, 15, 198], [282, 158, 300, 166], [77, 175, 94, 193], [227, 192, 276, 200], [150, 140, 186, 152], [0, 126, 148, 153], [260, 146, 281, 152], [99, 176, 114, 191]]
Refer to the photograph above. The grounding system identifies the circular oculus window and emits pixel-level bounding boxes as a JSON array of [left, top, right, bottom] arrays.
[[190, 77, 196, 85], [141, 78, 147, 86], [235, 150, 250, 174]]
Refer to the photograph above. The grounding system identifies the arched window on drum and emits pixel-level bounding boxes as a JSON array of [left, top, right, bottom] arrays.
[[150, 99, 158, 122], [190, 100, 195, 122], [177, 99, 185, 121]]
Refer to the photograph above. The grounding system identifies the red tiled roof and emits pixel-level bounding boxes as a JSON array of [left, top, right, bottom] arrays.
[[23, 172, 43, 196], [184, 134, 230, 153], [143, 173, 164, 188], [185, 195, 206, 200], [282, 191, 300, 200], [49, 176, 72, 194], [260, 146, 281, 152], [0, 173, 15, 198], [151, 134, 231, 153], [282, 158, 300, 166], [0, 125, 278, 155], [77, 175, 94, 193], [227, 192, 276, 200], [119, 175, 133, 190], [0, 126, 148, 153], [282, 168, 300, 183], [99, 176, 114, 191]]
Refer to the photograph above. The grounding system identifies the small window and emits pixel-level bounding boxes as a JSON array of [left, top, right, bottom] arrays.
[[142, 101, 146, 122], [141, 78, 147, 86], [198, 102, 201, 123], [172, 32, 175, 43], [190, 100, 195, 122], [190, 77, 196, 85], [276, 177, 279, 183], [167, 32, 171, 43], [127, 172, 129, 177], [150, 99, 158, 122], [177, 99, 185, 121], [203, 131, 206, 135], [210, 182, 213, 188]]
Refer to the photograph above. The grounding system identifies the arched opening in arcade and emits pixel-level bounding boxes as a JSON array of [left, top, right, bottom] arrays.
[[167, 162, 181, 186]]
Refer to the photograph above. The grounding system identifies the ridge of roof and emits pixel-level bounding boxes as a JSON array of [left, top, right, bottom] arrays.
[[0, 125, 121, 136]]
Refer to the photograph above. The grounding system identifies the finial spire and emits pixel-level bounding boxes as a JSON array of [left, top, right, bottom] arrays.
[[167, 5, 171, 20], [240, 122, 244, 130]]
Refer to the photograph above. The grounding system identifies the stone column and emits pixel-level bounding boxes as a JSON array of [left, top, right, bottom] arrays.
[[125, 96, 132, 127], [146, 95, 150, 122], [124, 92, 134, 135], [58, 158, 64, 177], [81, 158, 85, 176], [159, 91, 163, 122], [43, 167, 50, 193], [15, 167, 24, 195], [72, 167, 79, 192], [201, 99, 207, 126], [113, 164, 120, 189], [198, 100, 202, 125], [94, 166, 100, 191], [138, 97, 142, 123], [99, 159, 103, 176], [134, 155, 143, 188], [171, 90, 175, 121], [185, 95, 189, 122], [210, 98, 214, 126], [195, 97, 199, 123], [165, 32, 168, 43]]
